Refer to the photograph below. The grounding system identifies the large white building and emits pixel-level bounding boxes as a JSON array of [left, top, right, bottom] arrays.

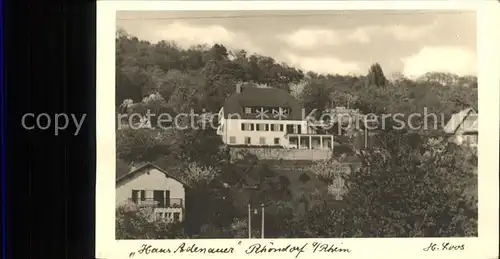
[[217, 85, 335, 150]]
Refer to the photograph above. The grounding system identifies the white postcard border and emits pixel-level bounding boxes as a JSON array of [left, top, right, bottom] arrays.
[[96, 1, 500, 259]]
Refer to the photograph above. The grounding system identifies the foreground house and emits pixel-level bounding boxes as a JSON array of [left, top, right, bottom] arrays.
[[443, 108, 478, 147], [217, 85, 335, 151], [116, 163, 187, 222]]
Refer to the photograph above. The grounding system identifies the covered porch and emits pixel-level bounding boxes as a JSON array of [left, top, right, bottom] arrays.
[[286, 134, 334, 150]]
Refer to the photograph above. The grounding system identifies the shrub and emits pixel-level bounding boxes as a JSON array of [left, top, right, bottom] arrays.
[[301, 133, 478, 237], [116, 201, 187, 239]]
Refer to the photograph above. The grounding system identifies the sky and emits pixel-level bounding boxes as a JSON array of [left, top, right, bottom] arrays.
[[116, 10, 477, 78]]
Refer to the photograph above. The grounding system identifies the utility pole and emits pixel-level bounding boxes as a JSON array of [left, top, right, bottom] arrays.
[[363, 117, 368, 149], [261, 203, 265, 238], [364, 126, 368, 149], [248, 203, 251, 239], [245, 185, 259, 239]]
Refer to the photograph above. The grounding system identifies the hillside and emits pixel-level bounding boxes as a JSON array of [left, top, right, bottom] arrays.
[[116, 32, 477, 124], [115, 31, 478, 238]]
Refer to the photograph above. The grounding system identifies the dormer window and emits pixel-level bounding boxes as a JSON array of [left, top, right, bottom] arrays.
[[244, 107, 252, 114]]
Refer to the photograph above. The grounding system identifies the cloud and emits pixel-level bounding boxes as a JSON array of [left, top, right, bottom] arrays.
[[283, 52, 362, 75], [384, 21, 439, 41], [282, 28, 371, 49], [282, 21, 437, 49], [401, 46, 476, 77], [283, 29, 341, 49], [154, 22, 235, 47], [136, 22, 260, 53], [347, 28, 371, 44]]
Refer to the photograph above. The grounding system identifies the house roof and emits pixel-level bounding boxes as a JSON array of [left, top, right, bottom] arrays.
[[116, 162, 190, 188], [443, 108, 478, 134], [222, 87, 304, 120]]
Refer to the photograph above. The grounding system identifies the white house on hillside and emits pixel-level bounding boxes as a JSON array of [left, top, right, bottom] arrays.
[[116, 163, 187, 222], [444, 108, 478, 147], [217, 84, 335, 150]]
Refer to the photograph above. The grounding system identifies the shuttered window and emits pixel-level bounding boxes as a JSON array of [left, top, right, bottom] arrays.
[[131, 190, 139, 203]]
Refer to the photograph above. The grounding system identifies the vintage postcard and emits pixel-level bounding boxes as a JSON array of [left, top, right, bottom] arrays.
[[96, 1, 499, 259]]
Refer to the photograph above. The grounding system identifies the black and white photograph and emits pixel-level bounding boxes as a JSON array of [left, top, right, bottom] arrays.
[[94, 2, 500, 258], [113, 8, 480, 240]]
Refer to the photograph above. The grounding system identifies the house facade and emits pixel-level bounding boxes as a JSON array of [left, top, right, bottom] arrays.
[[217, 85, 335, 150], [116, 163, 187, 222], [443, 108, 478, 147]]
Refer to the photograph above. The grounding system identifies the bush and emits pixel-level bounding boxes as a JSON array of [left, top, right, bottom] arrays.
[[298, 173, 311, 183], [301, 133, 477, 237], [115, 201, 187, 239]]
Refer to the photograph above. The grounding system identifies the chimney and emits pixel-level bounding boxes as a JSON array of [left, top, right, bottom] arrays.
[[236, 83, 242, 93]]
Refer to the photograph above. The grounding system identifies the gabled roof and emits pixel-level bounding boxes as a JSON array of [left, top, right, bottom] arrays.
[[443, 108, 478, 134], [116, 162, 190, 188], [222, 87, 304, 120]]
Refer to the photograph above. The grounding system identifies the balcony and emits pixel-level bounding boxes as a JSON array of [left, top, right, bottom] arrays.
[[286, 134, 335, 150], [129, 198, 184, 209]]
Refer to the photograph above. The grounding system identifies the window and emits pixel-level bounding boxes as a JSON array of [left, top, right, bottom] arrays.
[[271, 124, 281, 132], [165, 190, 171, 207], [245, 137, 251, 144], [274, 138, 280, 145], [279, 124, 284, 132], [244, 107, 252, 114], [140, 190, 146, 201], [153, 190, 165, 207], [173, 212, 180, 221], [241, 123, 254, 131], [229, 136, 236, 144], [257, 123, 267, 131], [286, 125, 300, 134], [463, 134, 478, 146], [260, 137, 266, 145], [131, 190, 139, 203]]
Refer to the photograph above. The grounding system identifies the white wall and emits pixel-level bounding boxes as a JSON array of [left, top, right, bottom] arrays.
[[116, 168, 185, 207], [229, 147, 333, 160], [222, 118, 308, 146]]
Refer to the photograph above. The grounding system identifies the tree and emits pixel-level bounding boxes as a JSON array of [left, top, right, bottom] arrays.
[[289, 80, 306, 100], [158, 69, 191, 104], [301, 80, 331, 115], [114, 29, 479, 239], [116, 158, 130, 179], [298, 173, 311, 183], [116, 128, 173, 162], [301, 132, 477, 237], [116, 201, 186, 239], [182, 162, 220, 188], [181, 162, 237, 235], [311, 158, 352, 201], [367, 63, 388, 87]]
